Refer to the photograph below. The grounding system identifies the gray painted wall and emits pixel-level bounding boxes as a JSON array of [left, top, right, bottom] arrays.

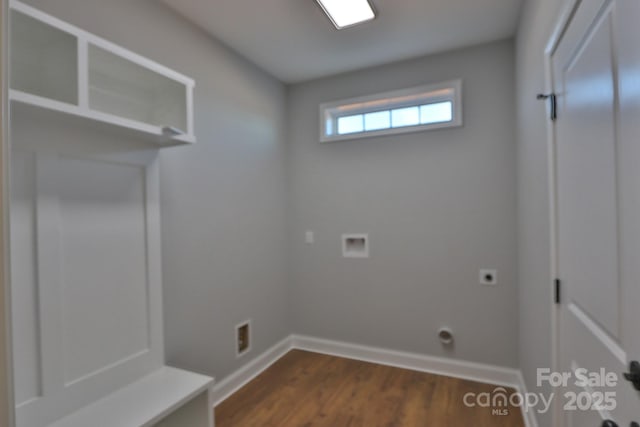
[[21, 0, 290, 382], [287, 40, 519, 368], [12, 0, 526, 398], [516, 0, 568, 425]]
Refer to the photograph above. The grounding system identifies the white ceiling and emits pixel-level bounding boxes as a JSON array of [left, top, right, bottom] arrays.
[[161, 0, 524, 83]]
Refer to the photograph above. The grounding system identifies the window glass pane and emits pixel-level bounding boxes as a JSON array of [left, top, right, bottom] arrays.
[[364, 111, 391, 131], [338, 114, 364, 134], [326, 118, 334, 136], [420, 102, 453, 124], [391, 107, 420, 128]]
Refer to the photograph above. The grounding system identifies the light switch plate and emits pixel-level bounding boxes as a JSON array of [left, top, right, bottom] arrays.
[[305, 231, 314, 244]]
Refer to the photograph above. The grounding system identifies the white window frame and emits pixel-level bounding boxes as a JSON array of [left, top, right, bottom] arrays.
[[319, 79, 462, 143]]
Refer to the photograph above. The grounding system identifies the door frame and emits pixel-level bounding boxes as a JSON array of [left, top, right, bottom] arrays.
[[1, 0, 14, 425], [542, 1, 580, 426]]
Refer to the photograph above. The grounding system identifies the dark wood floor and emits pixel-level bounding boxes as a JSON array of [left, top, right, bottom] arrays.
[[215, 350, 525, 427]]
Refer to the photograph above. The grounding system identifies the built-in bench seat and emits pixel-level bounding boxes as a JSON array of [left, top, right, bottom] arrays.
[[48, 367, 214, 427]]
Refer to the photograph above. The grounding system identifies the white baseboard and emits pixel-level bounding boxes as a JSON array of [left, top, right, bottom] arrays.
[[291, 334, 521, 388], [214, 333, 534, 426], [212, 336, 292, 406], [515, 371, 540, 427]]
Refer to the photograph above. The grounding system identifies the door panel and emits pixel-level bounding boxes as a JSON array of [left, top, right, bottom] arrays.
[[553, 0, 640, 425], [557, 9, 619, 339]]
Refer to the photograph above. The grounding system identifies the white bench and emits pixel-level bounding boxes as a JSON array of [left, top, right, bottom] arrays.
[[47, 367, 214, 427]]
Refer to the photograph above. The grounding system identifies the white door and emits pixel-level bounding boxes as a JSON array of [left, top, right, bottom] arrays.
[[553, 0, 640, 425]]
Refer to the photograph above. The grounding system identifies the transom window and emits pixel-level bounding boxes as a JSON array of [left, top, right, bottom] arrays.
[[320, 80, 462, 142]]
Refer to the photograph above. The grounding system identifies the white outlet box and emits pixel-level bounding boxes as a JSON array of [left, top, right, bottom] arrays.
[[342, 234, 369, 258], [479, 269, 498, 286]]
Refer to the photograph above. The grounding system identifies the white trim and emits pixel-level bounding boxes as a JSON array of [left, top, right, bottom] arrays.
[[543, 2, 579, 426], [212, 336, 292, 406], [76, 39, 88, 110], [515, 371, 540, 427], [567, 303, 626, 364], [234, 319, 252, 358], [10, 90, 82, 117], [9, 90, 196, 145], [291, 335, 520, 388], [1, 0, 15, 424], [319, 79, 462, 143], [186, 85, 195, 139]]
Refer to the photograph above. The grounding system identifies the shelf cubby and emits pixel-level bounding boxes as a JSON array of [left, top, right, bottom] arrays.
[[9, 0, 196, 145], [88, 43, 188, 134], [10, 9, 78, 105]]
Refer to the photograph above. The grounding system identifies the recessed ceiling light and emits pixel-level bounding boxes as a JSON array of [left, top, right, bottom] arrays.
[[316, 0, 376, 30]]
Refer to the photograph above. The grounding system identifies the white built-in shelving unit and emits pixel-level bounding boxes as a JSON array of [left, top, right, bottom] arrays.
[[9, 2, 212, 427], [9, 0, 195, 145]]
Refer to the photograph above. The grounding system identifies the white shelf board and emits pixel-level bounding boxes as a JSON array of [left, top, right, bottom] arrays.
[[10, 90, 195, 145], [48, 367, 213, 427]]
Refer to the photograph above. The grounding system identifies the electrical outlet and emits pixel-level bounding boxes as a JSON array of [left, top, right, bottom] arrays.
[[479, 269, 498, 286]]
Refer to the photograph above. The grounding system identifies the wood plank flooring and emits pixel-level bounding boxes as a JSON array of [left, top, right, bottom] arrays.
[[215, 350, 525, 427]]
